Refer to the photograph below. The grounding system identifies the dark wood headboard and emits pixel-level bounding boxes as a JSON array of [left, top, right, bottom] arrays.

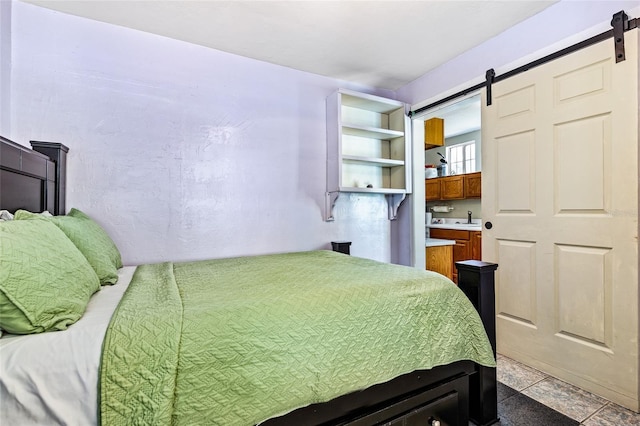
[[0, 136, 68, 215]]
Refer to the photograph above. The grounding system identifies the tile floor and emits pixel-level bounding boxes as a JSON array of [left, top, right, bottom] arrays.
[[495, 354, 640, 425]]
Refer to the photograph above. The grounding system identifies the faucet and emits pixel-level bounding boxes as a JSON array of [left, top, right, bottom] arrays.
[[467, 211, 472, 224]]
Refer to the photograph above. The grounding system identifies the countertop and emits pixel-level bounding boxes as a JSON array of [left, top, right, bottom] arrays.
[[427, 218, 482, 232], [428, 224, 482, 231], [425, 238, 456, 247]]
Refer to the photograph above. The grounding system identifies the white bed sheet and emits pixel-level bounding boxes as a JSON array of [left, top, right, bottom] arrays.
[[0, 266, 136, 426]]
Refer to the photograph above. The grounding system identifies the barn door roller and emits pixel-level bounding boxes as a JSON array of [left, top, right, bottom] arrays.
[[485, 69, 496, 106], [612, 11, 629, 63]]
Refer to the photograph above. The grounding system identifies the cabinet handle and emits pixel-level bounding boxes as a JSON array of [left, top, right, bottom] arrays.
[[427, 417, 441, 426]]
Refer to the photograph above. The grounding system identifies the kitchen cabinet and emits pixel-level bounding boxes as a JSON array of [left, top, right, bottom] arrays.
[[424, 117, 444, 149], [441, 175, 465, 200], [429, 228, 482, 284], [425, 244, 453, 280], [464, 172, 482, 198], [326, 89, 411, 221], [470, 230, 482, 260], [424, 172, 481, 201], [425, 179, 441, 201]]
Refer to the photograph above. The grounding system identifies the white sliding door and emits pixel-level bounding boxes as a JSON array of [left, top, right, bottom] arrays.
[[482, 30, 639, 410]]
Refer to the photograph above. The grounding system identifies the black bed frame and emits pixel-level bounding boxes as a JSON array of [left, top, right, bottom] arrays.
[[0, 136, 498, 426], [0, 136, 68, 215]]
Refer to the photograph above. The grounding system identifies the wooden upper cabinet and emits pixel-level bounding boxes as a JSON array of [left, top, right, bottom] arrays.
[[440, 175, 465, 199], [464, 172, 482, 198], [424, 118, 444, 149], [425, 172, 482, 201], [425, 179, 441, 201]]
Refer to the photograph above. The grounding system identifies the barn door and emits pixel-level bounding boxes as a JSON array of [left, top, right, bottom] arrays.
[[481, 30, 638, 410]]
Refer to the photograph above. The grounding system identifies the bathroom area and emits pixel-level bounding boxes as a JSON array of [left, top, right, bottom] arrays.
[[421, 95, 482, 283]]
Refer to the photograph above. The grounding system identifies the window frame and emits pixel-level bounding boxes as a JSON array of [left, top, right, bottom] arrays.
[[446, 140, 476, 175]]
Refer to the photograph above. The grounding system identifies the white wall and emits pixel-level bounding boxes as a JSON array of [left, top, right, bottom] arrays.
[[0, 0, 11, 133], [4, 1, 397, 265]]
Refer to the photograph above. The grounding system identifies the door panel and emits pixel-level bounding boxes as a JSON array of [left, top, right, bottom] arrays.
[[496, 131, 535, 213], [554, 114, 610, 213], [482, 30, 638, 410], [496, 239, 537, 326], [555, 244, 612, 347]]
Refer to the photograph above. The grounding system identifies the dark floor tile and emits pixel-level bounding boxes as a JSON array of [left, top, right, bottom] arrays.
[[497, 393, 579, 426], [497, 382, 518, 403]]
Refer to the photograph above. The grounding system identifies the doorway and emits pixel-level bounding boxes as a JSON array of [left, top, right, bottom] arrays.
[[413, 95, 482, 274]]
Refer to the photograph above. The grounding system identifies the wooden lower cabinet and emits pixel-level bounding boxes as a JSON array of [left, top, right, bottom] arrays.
[[429, 229, 482, 284], [470, 230, 482, 260], [425, 245, 453, 280]]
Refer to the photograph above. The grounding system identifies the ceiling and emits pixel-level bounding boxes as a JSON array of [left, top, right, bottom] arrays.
[[425, 95, 482, 138], [23, 0, 557, 90]]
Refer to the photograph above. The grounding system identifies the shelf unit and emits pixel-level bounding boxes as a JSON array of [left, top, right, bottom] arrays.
[[325, 89, 411, 221]]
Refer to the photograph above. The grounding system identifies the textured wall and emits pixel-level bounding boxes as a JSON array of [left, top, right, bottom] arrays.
[[7, 1, 397, 265], [0, 0, 10, 133]]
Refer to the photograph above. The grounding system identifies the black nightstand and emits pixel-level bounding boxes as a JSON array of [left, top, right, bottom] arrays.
[[331, 241, 351, 255]]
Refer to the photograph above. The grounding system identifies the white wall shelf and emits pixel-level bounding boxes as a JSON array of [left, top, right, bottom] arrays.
[[342, 125, 404, 140], [342, 155, 405, 167], [338, 187, 407, 194], [325, 89, 412, 221]]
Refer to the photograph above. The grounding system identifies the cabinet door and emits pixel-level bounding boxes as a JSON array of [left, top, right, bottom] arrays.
[[464, 172, 482, 198], [452, 239, 471, 284], [429, 228, 470, 242], [426, 245, 453, 280], [441, 175, 465, 199], [425, 179, 441, 201], [429, 229, 471, 284], [424, 118, 444, 149], [470, 231, 482, 260]]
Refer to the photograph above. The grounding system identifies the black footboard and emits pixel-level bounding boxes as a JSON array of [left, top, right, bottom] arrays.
[[456, 260, 499, 426]]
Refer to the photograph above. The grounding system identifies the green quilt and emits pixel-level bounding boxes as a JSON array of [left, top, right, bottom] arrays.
[[100, 250, 495, 425]]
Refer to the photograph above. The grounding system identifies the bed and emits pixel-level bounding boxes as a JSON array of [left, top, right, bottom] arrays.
[[0, 137, 498, 426]]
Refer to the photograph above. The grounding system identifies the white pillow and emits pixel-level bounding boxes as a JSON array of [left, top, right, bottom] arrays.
[[0, 210, 51, 221]]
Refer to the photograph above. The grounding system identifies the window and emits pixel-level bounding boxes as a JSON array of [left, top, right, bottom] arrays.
[[446, 141, 476, 175]]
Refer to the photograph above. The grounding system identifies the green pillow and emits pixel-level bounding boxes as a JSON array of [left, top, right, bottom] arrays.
[[0, 220, 100, 334], [15, 208, 123, 285]]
